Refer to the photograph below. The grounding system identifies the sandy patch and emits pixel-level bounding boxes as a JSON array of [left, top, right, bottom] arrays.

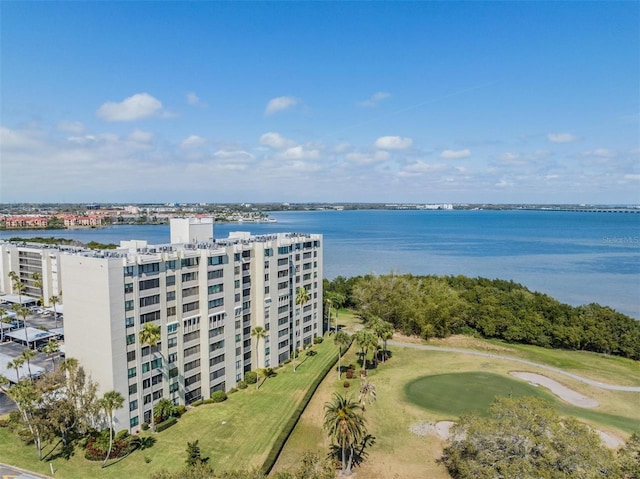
[[410, 421, 456, 440], [510, 372, 599, 408], [597, 430, 625, 449]]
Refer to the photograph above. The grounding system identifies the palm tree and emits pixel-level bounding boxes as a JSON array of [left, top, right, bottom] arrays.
[[358, 380, 377, 412], [42, 340, 60, 371], [31, 272, 43, 305], [371, 318, 394, 363], [294, 286, 310, 372], [0, 308, 11, 343], [100, 390, 124, 468], [323, 393, 366, 474], [8, 271, 25, 304], [12, 304, 31, 348], [334, 330, 351, 381], [379, 328, 394, 363], [7, 357, 25, 381], [21, 348, 36, 378], [354, 330, 377, 370], [139, 322, 162, 433], [49, 295, 60, 329], [257, 368, 269, 390], [250, 326, 267, 372]]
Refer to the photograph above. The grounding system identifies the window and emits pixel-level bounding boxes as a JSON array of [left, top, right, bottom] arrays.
[[208, 269, 223, 280], [125, 317, 135, 328], [128, 383, 137, 395], [210, 354, 225, 367], [140, 310, 161, 324], [127, 350, 136, 362], [126, 334, 136, 345], [169, 382, 179, 393], [264, 248, 273, 257], [278, 257, 288, 266], [184, 345, 200, 357], [210, 368, 225, 381], [278, 339, 289, 349], [278, 305, 289, 314], [151, 358, 162, 369], [184, 359, 200, 372], [278, 281, 288, 290], [265, 286, 270, 294], [124, 266, 134, 277], [168, 352, 177, 363], [166, 275, 176, 286], [209, 326, 224, 338], [182, 271, 198, 282], [234, 253, 241, 262], [129, 400, 138, 411], [208, 298, 224, 309], [125, 300, 134, 311], [210, 340, 224, 352], [185, 373, 201, 387], [181, 257, 199, 267], [209, 255, 225, 266], [168, 337, 178, 348], [166, 291, 176, 301], [124, 283, 134, 294], [165, 260, 176, 270], [139, 295, 160, 308], [138, 263, 160, 274], [183, 301, 199, 313], [167, 322, 178, 334], [278, 270, 288, 278], [139, 278, 160, 290], [167, 306, 176, 317], [184, 330, 200, 342], [130, 416, 139, 428], [142, 362, 150, 374], [152, 374, 162, 385], [278, 246, 288, 255], [169, 367, 179, 378], [128, 367, 137, 379], [208, 284, 223, 294], [182, 286, 199, 297]]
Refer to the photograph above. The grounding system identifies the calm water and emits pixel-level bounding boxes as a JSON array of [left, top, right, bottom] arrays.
[[2, 210, 639, 318]]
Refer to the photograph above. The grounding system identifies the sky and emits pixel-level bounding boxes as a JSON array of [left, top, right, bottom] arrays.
[[1, 1, 638, 204]]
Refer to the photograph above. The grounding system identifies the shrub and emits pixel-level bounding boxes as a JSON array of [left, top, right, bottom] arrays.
[[155, 417, 178, 433], [141, 422, 149, 431], [244, 371, 258, 384], [191, 399, 204, 407], [228, 387, 239, 394], [314, 336, 324, 344], [210, 390, 227, 403], [176, 404, 187, 417], [346, 368, 355, 379], [343, 380, 351, 388], [115, 429, 130, 440], [237, 380, 248, 389]]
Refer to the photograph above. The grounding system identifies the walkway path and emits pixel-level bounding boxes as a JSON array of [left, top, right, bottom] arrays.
[[387, 340, 640, 392]]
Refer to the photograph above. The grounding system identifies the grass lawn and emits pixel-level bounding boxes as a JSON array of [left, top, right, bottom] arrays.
[[0, 338, 338, 479], [276, 330, 640, 479]]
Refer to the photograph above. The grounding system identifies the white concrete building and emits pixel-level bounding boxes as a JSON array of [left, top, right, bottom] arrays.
[[60, 221, 323, 431]]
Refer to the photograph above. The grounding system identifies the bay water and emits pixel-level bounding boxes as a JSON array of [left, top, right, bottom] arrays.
[[1, 210, 638, 318]]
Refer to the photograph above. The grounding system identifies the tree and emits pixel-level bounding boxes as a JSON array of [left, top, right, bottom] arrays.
[[354, 330, 377, 369], [8, 271, 26, 305], [0, 308, 11, 343], [333, 330, 351, 381], [251, 326, 267, 371], [441, 396, 617, 479], [139, 322, 162, 432], [6, 379, 46, 459], [7, 357, 25, 381], [32, 272, 43, 305], [358, 380, 377, 412], [323, 393, 366, 474], [294, 287, 310, 372], [42, 340, 60, 371], [99, 390, 124, 467], [185, 439, 209, 467], [618, 431, 640, 479], [154, 397, 177, 423], [49, 295, 61, 329], [21, 348, 36, 378], [12, 304, 31, 348]]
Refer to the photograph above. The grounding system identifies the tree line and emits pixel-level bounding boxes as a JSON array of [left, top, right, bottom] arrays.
[[325, 274, 640, 360]]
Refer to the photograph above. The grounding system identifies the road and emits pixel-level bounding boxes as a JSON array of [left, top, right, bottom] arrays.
[[387, 340, 640, 392]]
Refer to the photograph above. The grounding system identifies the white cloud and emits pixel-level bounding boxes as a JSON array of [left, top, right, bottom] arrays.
[[374, 135, 413, 150], [333, 141, 351, 153], [403, 161, 447, 174], [57, 121, 84, 134], [500, 152, 519, 161], [259, 132, 295, 149], [345, 150, 389, 165], [97, 93, 165, 122], [181, 135, 207, 148], [623, 174, 640, 180], [186, 92, 207, 107], [495, 179, 511, 188], [359, 91, 391, 107], [440, 149, 471, 159], [582, 148, 617, 158], [264, 96, 299, 116], [547, 132, 578, 143], [280, 146, 320, 161], [129, 129, 154, 143]]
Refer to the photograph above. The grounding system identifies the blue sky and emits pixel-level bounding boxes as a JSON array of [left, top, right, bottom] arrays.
[[1, 1, 638, 204]]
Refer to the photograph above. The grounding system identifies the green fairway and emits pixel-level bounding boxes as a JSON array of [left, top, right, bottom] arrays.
[[405, 372, 553, 416], [405, 372, 640, 433]]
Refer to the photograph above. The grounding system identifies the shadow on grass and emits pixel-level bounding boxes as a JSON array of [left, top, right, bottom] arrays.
[[329, 434, 377, 470]]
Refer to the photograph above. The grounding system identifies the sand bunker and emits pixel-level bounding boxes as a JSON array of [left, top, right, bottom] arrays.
[[410, 421, 455, 440], [510, 372, 599, 408]]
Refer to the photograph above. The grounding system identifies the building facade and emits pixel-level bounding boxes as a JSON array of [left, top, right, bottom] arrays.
[[61, 223, 323, 431]]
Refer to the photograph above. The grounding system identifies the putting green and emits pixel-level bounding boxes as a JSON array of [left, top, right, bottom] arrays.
[[404, 371, 553, 417]]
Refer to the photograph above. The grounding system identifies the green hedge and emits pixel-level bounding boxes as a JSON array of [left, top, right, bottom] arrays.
[[155, 417, 178, 432], [260, 340, 342, 474]]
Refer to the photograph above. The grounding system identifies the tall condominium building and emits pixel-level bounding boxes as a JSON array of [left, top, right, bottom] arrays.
[[0, 242, 64, 303], [61, 219, 323, 431]]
